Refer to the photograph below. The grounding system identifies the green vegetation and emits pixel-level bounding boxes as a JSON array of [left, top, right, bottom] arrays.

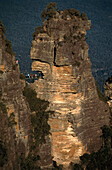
[[0, 20, 6, 33], [33, 3, 88, 40], [106, 75, 112, 84], [5, 39, 13, 55], [8, 112, 17, 127], [0, 102, 7, 114], [30, 111, 50, 146], [68, 8, 80, 16], [62, 8, 87, 21], [0, 21, 15, 55], [12, 64, 17, 70], [23, 85, 51, 144], [62, 8, 80, 20], [41, 2, 57, 22], [41, 3, 88, 22], [20, 153, 40, 170], [22, 85, 53, 168], [20, 73, 25, 80], [23, 85, 49, 112], [0, 140, 7, 167], [71, 125, 112, 170], [32, 26, 44, 39]]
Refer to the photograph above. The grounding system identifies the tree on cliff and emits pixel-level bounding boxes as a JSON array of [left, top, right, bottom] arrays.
[[0, 140, 7, 167], [0, 20, 6, 33], [41, 2, 57, 21], [70, 125, 112, 169]]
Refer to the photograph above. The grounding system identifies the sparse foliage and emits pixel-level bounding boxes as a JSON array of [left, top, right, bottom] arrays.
[[41, 2, 57, 21], [20, 73, 25, 80], [70, 124, 112, 169], [5, 39, 13, 55], [0, 20, 6, 33], [21, 85, 52, 168], [32, 26, 44, 39], [0, 102, 7, 114], [0, 140, 7, 167], [8, 112, 17, 127], [23, 85, 51, 145]]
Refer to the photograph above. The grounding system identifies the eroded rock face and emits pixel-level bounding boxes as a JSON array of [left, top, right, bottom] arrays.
[[104, 77, 112, 110], [31, 12, 110, 167], [0, 26, 31, 169], [0, 24, 54, 169]]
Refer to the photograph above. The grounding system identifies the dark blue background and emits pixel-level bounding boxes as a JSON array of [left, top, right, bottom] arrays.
[[0, 0, 112, 90]]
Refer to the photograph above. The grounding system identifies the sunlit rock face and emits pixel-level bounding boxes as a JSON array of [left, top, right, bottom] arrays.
[[31, 12, 110, 167]]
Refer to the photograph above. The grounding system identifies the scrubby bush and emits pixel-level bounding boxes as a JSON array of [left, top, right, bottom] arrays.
[[41, 2, 57, 21], [22, 85, 48, 112], [62, 8, 80, 20], [5, 39, 13, 55], [20, 73, 25, 80], [32, 26, 44, 39], [8, 112, 17, 127], [0, 140, 7, 167], [12, 64, 17, 70], [20, 153, 40, 170], [23, 85, 51, 145], [70, 124, 112, 169], [0, 102, 7, 114], [0, 20, 6, 33], [68, 8, 80, 17], [22, 85, 53, 168]]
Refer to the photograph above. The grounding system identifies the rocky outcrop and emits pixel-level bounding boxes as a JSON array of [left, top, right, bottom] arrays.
[[0, 23, 31, 169], [104, 76, 112, 111], [30, 10, 110, 168], [0, 21, 54, 169]]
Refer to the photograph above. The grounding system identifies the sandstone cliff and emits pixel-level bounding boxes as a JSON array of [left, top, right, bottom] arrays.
[[30, 9, 110, 167], [0, 22, 31, 169], [0, 21, 54, 169]]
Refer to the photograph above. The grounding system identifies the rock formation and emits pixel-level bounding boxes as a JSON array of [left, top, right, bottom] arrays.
[[30, 9, 110, 167], [0, 22, 31, 169], [104, 76, 112, 112], [0, 21, 54, 169]]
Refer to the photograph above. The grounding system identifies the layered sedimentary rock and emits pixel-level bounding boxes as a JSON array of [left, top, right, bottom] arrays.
[[0, 23, 53, 169], [0, 24, 31, 169], [31, 11, 110, 168]]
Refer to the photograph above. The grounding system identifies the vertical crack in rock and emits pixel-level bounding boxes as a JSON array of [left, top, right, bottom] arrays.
[[30, 11, 110, 168], [54, 47, 56, 65]]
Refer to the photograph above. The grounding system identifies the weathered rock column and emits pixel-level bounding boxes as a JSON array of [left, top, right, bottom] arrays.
[[30, 13, 110, 167]]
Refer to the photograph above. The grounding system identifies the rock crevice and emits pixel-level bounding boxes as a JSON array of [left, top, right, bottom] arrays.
[[30, 11, 110, 167]]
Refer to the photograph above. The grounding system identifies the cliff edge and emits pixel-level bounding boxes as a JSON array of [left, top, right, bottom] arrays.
[[30, 6, 110, 167], [0, 21, 31, 169]]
